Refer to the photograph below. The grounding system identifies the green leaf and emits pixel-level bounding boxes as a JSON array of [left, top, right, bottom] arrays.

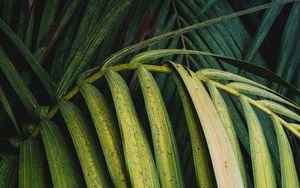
[[257, 100, 300, 122], [239, 96, 276, 188], [245, 0, 282, 62], [174, 75, 215, 187], [19, 139, 46, 188], [36, 0, 60, 46], [129, 49, 241, 64], [56, 0, 133, 98], [137, 66, 184, 187], [0, 47, 38, 114], [50, 13, 82, 81], [33, 0, 82, 63], [197, 68, 269, 90], [105, 69, 159, 188], [40, 120, 84, 187], [271, 116, 299, 188], [106, 48, 300, 98], [170, 62, 244, 188], [102, 0, 297, 68], [0, 20, 56, 100], [0, 85, 21, 136], [227, 82, 299, 109], [80, 83, 129, 188], [197, 0, 219, 16], [65, 0, 106, 64], [0, 156, 18, 188], [24, 1, 36, 49], [275, 2, 300, 78], [59, 101, 110, 188]]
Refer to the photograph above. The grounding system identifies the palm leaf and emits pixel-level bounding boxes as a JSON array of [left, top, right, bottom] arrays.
[[0, 85, 21, 136], [174, 75, 215, 187], [240, 96, 276, 188], [40, 120, 84, 187], [206, 81, 247, 186], [19, 139, 46, 188], [59, 101, 111, 187], [80, 83, 129, 187], [56, 0, 132, 98], [105, 69, 159, 188], [0, 19, 56, 100], [271, 116, 299, 188], [0, 156, 18, 188], [170, 62, 244, 188], [1, 1, 300, 187], [137, 66, 184, 187], [0, 47, 38, 114]]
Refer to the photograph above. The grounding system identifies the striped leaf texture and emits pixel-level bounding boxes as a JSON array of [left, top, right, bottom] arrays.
[[1, 1, 300, 187], [105, 69, 160, 188], [40, 120, 84, 187], [0, 156, 18, 188], [271, 116, 299, 188], [80, 83, 129, 188], [170, 62, 244, 188], [174, 75, 215, 187], [19, 139, 46, 188], [240, 96, 276, 188], [137, 66, 184, 187], [59, 101, 111, 188]]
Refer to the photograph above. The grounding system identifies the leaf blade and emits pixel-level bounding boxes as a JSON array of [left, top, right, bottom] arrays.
[[174, 75, 215, 187], [0, 156, 18, 188], [19, 139, 46, 188], [105, 70, 159, 188], [239, 96, 276, 188], [59, 101, 110, 188], [0, 85, 21, 136], [80, 83, 129, 188], [271, 116, 299, 188], [56, 0, 132, 98], [0, 48, 38, 114], [227, 82, 299, 109], [206, 81, 247, 187], [0, 20, 56, 100], [40, 120, 84, 187], [137, 66, 184, 187], [170, 62, 244, 188]]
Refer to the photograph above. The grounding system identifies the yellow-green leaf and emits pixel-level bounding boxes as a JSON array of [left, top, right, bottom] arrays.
[[174, 75, 215, 188], [40, 120, 84, 187], [239, 96, 276, 188], [59, 101, 110, 188], [271, 116, 299, 188], [206, 81, 247, 187], [80, 83, 129, 188], [257, 100, 300, 122], [227, 82, 298, 109], [105, 69, 159, 188], [197, 69, 268, 90], [137, 66, 184, 187], [170, 62, 244, 188]]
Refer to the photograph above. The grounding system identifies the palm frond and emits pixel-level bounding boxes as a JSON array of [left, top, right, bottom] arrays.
[[0, 1, 300, 187]]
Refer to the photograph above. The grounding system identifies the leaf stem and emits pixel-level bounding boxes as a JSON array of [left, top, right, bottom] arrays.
[[201, 79, 300, 138], [46, 64, 172, 119]]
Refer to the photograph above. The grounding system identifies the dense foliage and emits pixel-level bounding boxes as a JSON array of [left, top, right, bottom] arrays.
[[0, 0, 299, 187]]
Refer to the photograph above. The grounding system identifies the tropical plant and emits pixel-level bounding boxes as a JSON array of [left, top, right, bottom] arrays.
[[0, 0, 299, 187]]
